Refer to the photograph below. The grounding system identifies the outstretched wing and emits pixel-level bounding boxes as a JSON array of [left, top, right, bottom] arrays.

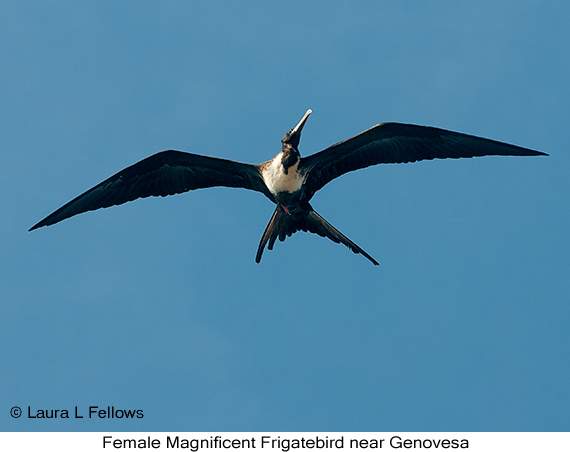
[[300, 122, 547, 199], [30, 150, 270, 230]]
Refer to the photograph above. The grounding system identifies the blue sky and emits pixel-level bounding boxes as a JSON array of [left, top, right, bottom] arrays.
[[1, 1, 568, 432]]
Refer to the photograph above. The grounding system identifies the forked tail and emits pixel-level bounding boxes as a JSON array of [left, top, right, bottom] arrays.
[[256, 204, 379, 265]]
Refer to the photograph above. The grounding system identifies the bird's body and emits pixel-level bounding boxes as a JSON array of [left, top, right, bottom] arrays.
[[262, 152, 304, 197], [30, 109, 547, 265]]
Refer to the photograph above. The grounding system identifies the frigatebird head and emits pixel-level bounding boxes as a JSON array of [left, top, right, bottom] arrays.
[[281, 109, 312, 150]]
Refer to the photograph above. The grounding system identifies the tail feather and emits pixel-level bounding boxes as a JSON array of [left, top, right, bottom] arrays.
[[306, 210, 379, 265], [256, 204, 379, 265], [256, 208, 279, 263]]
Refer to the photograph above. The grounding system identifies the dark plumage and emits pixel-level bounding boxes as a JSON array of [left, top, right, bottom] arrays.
[[30, 109, 547, 264]]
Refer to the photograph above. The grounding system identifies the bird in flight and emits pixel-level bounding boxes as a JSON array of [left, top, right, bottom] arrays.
[[30, 109, 547, 265]]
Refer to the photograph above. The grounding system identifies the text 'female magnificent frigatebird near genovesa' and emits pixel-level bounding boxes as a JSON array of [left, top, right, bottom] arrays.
[[30, 110, 547, 265]]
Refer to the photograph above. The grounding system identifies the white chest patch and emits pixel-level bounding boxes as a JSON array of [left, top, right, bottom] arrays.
[[262, 153, 305, 195]]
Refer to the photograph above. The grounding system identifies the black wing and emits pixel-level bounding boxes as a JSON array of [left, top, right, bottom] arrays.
[[30, 150, 270, 230], [300, 122, 547, 199]]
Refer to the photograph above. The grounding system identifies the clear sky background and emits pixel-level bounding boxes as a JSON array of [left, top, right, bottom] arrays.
[[1, 1, 568, 432]]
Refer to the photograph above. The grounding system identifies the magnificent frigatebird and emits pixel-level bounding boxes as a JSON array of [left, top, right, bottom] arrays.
[[29, 109, 547, 265]]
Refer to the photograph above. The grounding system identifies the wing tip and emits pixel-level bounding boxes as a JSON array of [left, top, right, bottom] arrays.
[[29, 214, 59, 231], [28, 221, 44, 232]]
